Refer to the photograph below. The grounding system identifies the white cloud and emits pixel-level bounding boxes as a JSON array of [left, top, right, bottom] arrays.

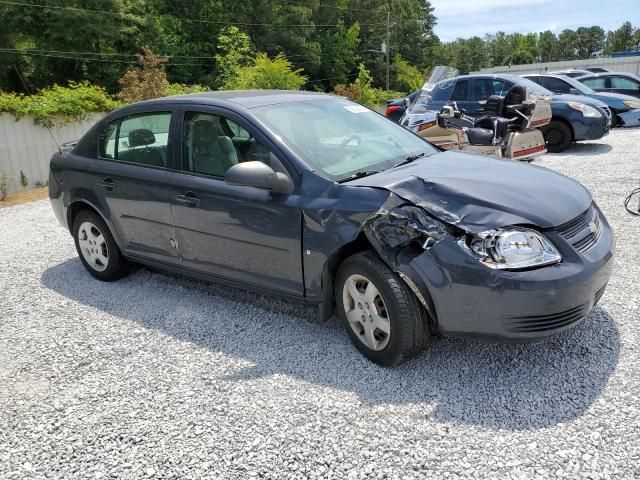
[[429, 0, 554, 17]]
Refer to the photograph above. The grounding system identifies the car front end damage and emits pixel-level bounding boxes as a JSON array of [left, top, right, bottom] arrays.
[[362, 194, 615, 342]]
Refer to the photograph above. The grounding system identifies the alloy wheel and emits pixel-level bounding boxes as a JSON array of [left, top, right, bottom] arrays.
[[77, 221, 109, 272], [342, 274, 391, 351]]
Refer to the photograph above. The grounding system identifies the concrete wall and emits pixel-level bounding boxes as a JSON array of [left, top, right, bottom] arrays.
[[472, 56, 640, 75], [0, 113, 104, 194]]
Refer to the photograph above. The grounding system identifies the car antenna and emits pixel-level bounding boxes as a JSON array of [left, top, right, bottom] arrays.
[[13, 64, 62, 153]]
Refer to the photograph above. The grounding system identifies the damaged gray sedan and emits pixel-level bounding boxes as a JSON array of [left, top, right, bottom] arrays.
[[49, 91, 615, 366]]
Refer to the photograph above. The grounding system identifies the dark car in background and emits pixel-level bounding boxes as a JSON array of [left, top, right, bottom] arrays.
[[389, 74, 610, 152], [49, 90, 614, 366], [577, 72, 640, 99], [385, 90, 417, 122], [551, 69, 592, 78], [523, 73, 640, 127], [585, 67, 610, 73]]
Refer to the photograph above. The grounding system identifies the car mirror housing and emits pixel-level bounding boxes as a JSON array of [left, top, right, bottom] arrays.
[[569, 88, 580, 95], [403, 97, 411, 109], [225, 161, 293, 194]]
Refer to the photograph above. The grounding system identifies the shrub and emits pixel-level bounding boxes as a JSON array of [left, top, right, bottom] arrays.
[[334, 64, 404, 109], [118, 47, 169, 103], [0, 171, 10, 201], [164, 83, 209, 96], [0, 82, 122, 127], [223, 53, 307, 90], [19, 171, 28, 188]]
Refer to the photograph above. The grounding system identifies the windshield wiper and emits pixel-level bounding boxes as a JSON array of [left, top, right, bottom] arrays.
[[336, 170, 381, 183], [392, 151, 426, 169]]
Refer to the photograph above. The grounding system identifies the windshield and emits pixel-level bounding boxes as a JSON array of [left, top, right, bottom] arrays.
[[505, 76, 553, 96], [406, 66, 459, 115], [251, 98, 436, 181], [558, 75, 596, 94]]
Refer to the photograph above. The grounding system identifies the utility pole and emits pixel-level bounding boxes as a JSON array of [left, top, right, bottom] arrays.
[[385, 11, 390, 91]]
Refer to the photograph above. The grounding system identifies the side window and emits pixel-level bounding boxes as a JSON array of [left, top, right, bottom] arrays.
[[526, 76, 544, 87], [543, 77, 571, 94], [99, 120, 118, 158], [182, 111, 273, 177], [450, 80, 469, 101], [473, 79, 506, 100], [114, 112, 171, 167], [582, 77, 606, 88], [610, 76, 640, 89]]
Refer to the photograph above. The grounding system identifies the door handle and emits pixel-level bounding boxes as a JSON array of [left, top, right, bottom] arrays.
[[97, 178, 115, 190], [175, 191, 200, 206]]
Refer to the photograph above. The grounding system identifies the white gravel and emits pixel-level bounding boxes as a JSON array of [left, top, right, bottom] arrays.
[[1, 129, 639, 479]]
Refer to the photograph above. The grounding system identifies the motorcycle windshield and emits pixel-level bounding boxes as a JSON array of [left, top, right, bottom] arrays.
[[406, 66, 459, 115]]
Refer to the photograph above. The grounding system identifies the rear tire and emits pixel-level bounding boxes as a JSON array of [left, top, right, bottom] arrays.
[[542, 120, 572, 153], [73, 210, 129, 281], [336, 251, 431, 367]]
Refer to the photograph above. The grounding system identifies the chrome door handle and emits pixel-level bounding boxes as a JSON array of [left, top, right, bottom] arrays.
[[97, 178, 115, 190], [175, 192, 200, 206]]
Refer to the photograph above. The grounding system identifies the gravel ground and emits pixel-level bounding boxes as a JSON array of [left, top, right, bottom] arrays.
[[1, 129, 639, 479]]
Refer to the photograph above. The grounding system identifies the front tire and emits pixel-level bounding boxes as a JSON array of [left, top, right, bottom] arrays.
[[73, 210, 129, 281], [336, 251, 431, 367], [542, 120, 572, 153]]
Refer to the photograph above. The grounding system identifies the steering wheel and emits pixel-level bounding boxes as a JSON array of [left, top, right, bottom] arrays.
[[340, 134, 362, 148]]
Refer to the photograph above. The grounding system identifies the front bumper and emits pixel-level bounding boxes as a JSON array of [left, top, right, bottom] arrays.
[[617, 108, 640, 127], [573, 113, 610, 141], [403, 208, 615, 341]]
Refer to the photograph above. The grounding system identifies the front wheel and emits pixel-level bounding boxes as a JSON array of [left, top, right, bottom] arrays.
[[73, 210, 129, 281], [336, 251, 431, 367], [541, 120, 572, 153]]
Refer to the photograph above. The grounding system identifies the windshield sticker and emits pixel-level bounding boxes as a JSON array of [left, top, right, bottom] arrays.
[[344, 105, 370, 114]]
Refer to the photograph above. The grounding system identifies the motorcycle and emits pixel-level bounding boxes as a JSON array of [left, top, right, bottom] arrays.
[[399, 66, 553, 161]]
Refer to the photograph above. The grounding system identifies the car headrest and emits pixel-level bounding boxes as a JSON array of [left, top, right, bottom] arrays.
[[483, 95, 504, 116], [504, 84, 527, 106], [192, 120, 221, 145], [128, 129, 156, 147]]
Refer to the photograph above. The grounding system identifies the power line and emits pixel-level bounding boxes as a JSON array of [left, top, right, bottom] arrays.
[[0, 1, 386, 27], [280, 0, 384, 13], [0, 49, 212, 67]]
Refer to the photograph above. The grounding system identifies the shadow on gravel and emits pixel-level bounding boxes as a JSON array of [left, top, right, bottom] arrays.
[[547, 143, 613, 157], [42, 259, 620, 431]]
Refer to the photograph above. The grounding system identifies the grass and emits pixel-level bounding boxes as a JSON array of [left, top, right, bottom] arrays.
[[0, 187, 49, 207]]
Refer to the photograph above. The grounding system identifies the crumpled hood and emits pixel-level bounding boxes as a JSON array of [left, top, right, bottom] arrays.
[[348, 150, 592, 233]]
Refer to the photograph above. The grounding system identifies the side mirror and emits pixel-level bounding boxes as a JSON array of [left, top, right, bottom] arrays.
[[225, 161, 293, 194], [569, 88, 580, 95], [403, 97, 411, 109]]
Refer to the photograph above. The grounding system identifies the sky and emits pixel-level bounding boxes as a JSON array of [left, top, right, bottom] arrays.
[[430, 0, 640, 41]]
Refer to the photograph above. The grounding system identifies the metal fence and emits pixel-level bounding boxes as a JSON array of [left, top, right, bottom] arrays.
[[0, 113, 104, 194], [472, 56, 640, 75]]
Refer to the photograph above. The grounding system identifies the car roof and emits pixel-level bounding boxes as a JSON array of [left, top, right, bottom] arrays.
[[124, 90, 335, 110], [451, 73, 521, 80], [576, 71, 637, 78]]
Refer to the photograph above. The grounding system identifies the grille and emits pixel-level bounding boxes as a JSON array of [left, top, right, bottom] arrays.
[[504, 303, 589, 333], [557, 205, 602, 253]]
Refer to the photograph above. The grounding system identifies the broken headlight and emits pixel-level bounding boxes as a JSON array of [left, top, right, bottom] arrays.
[[459, 228, 561, 270]]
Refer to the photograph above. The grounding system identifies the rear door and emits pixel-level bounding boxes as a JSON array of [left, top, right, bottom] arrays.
[[607, 75, 640, 98], [471, 78, 507, 117], [449, 78, 477, 116], [168, 106, 304, 296], [94, 110, 179, 265]]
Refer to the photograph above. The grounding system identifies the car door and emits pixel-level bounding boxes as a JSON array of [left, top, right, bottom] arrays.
[[168, 106, 304, 297], [471, 78, 507, 117], [607, 75, 640, 98], [449, 78, 477, 117], [94, 109, 179, 265]]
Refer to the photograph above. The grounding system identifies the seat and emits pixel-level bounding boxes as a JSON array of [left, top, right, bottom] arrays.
[[466, 127, 495, 146], [190, 120, 239, 177], [469, 85, 527, 144], [124, 129, 164, 167]]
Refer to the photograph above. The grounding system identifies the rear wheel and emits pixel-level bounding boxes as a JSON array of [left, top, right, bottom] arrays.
[[336, 251, 431, 367], [542, 120, 572, 153], [73, 210, 129, 281]]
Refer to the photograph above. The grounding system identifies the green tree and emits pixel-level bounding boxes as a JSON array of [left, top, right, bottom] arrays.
[[557, 29, 578, 59], [214, 26, 254, 87], [605, 21, 635, 53], [223, 53, 307, 90], [392, 54, 423, 92], [575, 26, 605, 58], [538, 31, 559, 62]]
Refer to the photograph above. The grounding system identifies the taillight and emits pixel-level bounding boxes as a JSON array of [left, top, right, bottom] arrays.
[[385, 105, 401, 117]]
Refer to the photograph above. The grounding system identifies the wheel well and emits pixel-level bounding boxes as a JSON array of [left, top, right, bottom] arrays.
[[550, 116, 575, 141], [319, 232, 373, 321], [67, 201, 99, 233]]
